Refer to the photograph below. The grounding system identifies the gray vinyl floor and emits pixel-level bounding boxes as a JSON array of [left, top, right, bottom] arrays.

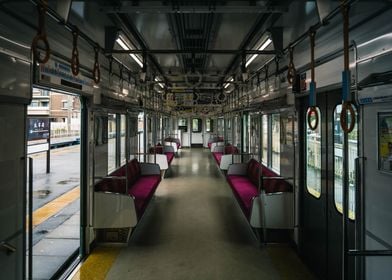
[[106, 148, 316, 280]]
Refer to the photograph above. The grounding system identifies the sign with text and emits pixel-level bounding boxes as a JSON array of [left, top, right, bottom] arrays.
[[27, 118, 50, 141]]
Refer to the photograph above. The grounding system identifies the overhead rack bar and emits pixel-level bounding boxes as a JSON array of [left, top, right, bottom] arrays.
[[107, 49, 276, 55]]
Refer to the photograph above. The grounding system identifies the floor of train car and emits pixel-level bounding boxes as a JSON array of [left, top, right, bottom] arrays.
[[71, 148, 316, 280]]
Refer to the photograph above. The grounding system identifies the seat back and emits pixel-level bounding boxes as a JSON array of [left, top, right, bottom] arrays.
[[246, 159, 261, 187]]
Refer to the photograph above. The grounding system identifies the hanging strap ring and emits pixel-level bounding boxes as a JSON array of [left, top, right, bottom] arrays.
[[307, 106, 319, 131], [287, 47, 296, 85], [71, 30, 80, 76], [32, 33, 50, 64], [31, 3, 50, 64], [92, 46, 100, 84], [340, 101, 356, 133]]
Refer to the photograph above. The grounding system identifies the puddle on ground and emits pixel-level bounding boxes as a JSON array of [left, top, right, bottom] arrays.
[[57, 178, 79, 185], [33, 190, 51, 198], [37, 230, 49, 234]]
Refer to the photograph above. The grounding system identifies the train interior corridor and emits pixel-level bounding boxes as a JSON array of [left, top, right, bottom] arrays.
[[1, 1, 392, 280], [71, 148, 314, 280]]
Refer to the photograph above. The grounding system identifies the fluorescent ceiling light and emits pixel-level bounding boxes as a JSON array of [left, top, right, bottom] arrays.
[[116, 36, 143, 68], [245, 38, 272, 68], [224, 77, 234, 89], [155, 77, 164, 89]]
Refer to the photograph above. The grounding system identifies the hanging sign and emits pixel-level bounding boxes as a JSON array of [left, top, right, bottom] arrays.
[[38, 57, 94, 94]]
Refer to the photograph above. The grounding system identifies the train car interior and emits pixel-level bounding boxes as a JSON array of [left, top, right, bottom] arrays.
[[0, 0, 392, 279]]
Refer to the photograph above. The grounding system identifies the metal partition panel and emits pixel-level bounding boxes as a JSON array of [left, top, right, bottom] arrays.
[[362, 102, 392, 280], [0, 104, 26, 279]]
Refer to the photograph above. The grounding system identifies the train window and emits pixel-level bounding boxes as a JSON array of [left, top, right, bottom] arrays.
[[120, 115, 126, 165], [137, 112, 144, 154], [192, 118, 202, 132], [306, 107, 322, 198], [178, 118, 188, 132], [334, 104, 357, 219], [272, 114, 280, 173], [71, 2, 85, 18], [242, 114, 250, 153], [262, 115, 268, 165], [206, 118, 213, 132], [108, 113, 117, 172]]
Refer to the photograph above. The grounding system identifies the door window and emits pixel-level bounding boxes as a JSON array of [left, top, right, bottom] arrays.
[[271, 114, 280, 172], [108, 113, 117, 172], [334, 104, 357, 219], [306, 107, 322, 198], [262, 115, 269, 165], [192, 118, 202, 132]]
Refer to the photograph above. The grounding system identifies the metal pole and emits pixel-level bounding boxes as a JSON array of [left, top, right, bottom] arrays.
[[46, 138, 50, 173], [342, 112, 350, 280], [28, 157, 33, 280]]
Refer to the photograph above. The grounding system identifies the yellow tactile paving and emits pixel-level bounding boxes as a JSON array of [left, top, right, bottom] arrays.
[[28, 186, 80, 228], [71, 247, 121, 280]]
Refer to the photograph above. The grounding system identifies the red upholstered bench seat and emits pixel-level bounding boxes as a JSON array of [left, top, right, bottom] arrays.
[[150, 144, 175, 166], [226, 159, 261, 219], [95, 158, 161, 218], [166, 152, 175, 165], [211, 145, 238, 166], [164, 137, 181, 149], [226, 175, 258, 219], [261, 165, 293, 194], [212, 152, 223, 165]]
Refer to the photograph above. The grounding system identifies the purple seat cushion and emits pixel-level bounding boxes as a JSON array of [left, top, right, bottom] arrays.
[[225, 145, 239, 154], [166, 152, 175, 165], [149, 146, 164, 154], [128, 175, 161, 218], [260, 164, 293, 193], [212, 152, 223, 165], [110, 166, 126, 177], [246, 159, 261, 187], [95, 177, 127, 193], [227, 175, 259, 219]]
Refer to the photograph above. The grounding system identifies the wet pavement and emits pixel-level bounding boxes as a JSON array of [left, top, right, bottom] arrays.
[[27, 145, 81, 280]]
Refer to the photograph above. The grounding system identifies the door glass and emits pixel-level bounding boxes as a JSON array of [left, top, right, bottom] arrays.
[[272, 114, 280, 172], [334, 104, 357, 219], [306, 107, 322, 198], [192, 118, 202, 132], [137, 112, 144, 156], [120, 115, 126, 165], [262, 115, 268, 164], [108, 113, 117, 172], [27, 89, 81, 279]]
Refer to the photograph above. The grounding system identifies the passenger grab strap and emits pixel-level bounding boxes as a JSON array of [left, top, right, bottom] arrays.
[[31, 0, 50, 64]]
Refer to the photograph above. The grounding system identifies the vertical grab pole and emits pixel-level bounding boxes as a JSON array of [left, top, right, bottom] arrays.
[[28, 157, 33, 280], [341, 2, 353, 280]]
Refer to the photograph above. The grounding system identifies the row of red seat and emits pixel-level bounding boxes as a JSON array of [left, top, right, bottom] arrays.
[[149, 144, 175, 165], [164, 137, 181, 150], [94, 158, 161, 219], [211, 144, 239, 166], [207, 136, 224, 149], [226, 159, 293, 225]]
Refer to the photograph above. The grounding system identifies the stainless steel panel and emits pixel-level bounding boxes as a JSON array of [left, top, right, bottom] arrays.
[[0, 104, 26, 280]]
